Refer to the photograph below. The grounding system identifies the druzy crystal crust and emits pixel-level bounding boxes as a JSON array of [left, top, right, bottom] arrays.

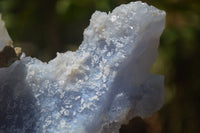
[[0, 1, 166, 133]]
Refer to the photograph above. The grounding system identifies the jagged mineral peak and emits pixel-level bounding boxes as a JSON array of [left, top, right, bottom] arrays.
[[0, 1, 165, 133], [0, 14, 13, 51]]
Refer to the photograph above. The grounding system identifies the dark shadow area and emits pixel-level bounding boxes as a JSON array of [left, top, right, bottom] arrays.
[[120, 117, 147, 133]]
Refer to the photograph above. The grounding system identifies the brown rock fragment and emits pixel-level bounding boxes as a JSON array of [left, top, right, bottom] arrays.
[[0, 46, 20, 68]]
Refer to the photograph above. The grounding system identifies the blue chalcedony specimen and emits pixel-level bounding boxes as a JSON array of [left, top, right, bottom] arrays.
[[0, 1, 165, 133]]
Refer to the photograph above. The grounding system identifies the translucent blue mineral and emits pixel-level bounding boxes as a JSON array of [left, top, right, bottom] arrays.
[[0, 1, 166, 133]]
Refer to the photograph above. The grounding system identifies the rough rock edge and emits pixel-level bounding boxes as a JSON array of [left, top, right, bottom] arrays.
[[0, 14, 22, 68]]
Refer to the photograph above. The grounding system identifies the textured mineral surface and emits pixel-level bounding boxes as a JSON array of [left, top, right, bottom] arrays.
[[0, 1, 166, 133]]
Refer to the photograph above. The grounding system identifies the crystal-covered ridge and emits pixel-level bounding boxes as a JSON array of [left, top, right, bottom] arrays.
[[0, 1, 165, 133]]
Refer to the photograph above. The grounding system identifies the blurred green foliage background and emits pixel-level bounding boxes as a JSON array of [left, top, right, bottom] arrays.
[[0, 0, 199, 133]]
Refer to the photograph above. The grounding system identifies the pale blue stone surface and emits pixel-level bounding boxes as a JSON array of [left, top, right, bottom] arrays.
[[0, 1, 165, 133]]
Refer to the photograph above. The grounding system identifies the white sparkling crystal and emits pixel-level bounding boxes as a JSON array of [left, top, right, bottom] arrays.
[[0, 1, 165, 133]]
